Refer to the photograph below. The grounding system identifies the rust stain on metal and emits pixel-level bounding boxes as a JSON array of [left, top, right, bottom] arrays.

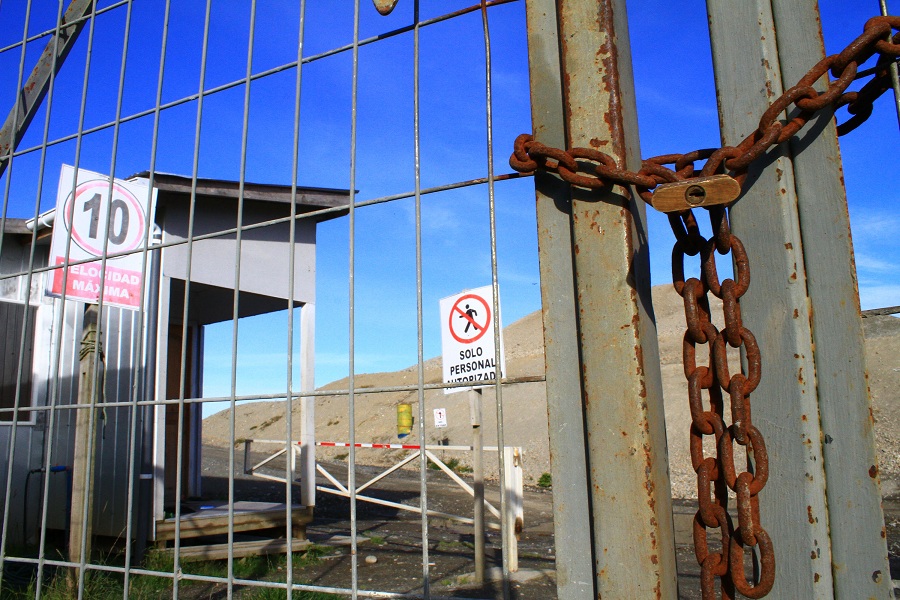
[[807, 506, 815, 524], [590, 137, 608, 147], [814, 573, 820, 583], [594, 1, 626, 159], [869, 465, 879, 478], [634, 336, 645, 380], [784, 242, 793, 250], [793, 309, 800, 318]]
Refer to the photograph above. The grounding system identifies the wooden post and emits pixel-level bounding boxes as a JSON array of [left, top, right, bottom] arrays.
[[299, 302, 316, 508], [68, 305, 100, 589]]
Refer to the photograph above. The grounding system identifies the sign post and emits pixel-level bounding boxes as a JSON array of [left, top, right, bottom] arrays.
[[439, 285, 504, 584], [47, 165, 156, 311], [470, 388, 485, 584]]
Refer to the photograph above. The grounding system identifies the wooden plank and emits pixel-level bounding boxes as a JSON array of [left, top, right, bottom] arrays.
[[769, 1, 891, 596], [163, 537, 310, 561], [155, 505, 312, 541]]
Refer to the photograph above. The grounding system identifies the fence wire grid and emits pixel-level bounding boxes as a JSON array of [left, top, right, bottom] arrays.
[[0, 0, 538, 598], [0, 0, 897, 599]]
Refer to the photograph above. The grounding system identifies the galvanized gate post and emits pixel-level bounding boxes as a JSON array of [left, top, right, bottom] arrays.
[[707, 0, 892, 597], [526, 0, 678, 597]]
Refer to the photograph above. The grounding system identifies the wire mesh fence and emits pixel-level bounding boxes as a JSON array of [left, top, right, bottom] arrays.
[[0, 0, 539, 598]]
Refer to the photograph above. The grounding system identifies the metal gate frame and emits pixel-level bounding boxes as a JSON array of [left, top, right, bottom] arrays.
[[526, 0, 892, 598], [240, 439, 525, 570]]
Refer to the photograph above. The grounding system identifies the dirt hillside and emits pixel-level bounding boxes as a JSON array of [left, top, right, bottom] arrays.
[[204, 286, 900, 498]]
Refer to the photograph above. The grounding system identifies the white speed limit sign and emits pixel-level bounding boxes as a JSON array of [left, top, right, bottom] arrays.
[[47, 165, 156, 310]]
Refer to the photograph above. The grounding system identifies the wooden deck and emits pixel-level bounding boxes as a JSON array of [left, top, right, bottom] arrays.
[[155, 501, 312, 560]]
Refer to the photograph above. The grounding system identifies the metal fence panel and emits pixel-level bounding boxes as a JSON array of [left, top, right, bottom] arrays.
[[0, 1, 539, 598]]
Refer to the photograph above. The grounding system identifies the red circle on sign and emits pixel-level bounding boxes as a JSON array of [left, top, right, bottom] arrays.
[[448, 294, 491, 344], [62, 179, 146, 257]]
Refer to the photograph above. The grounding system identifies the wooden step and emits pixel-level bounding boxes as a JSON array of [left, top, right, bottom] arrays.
[[155, 502, 312, 541], [161, 537, 311, 561]]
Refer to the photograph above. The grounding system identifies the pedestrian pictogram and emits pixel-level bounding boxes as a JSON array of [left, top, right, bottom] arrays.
[[439, 285, 505, 394], [449, 293, 491, 344]]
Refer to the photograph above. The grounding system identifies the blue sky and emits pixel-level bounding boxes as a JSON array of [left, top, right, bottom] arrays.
[[0, 1, 895, 417]]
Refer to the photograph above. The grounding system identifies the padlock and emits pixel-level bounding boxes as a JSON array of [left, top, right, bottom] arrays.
[[650, 174, 741, 213]]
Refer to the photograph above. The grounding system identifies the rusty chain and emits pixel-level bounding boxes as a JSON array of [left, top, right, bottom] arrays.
[[509, 16, 899, 202], [508, 15, 899, 600], [674, 206, 773, 599]]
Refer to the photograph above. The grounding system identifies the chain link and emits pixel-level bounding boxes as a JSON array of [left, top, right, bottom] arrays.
[[677, 210, 774, 600], [510, 14, 899, 600]]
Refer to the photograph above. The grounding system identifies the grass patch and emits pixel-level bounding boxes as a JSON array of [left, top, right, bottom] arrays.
[[427, 457, 470, 473], [293, 544, 330, 568], [257, 414, 284, 430], [435, 539, 471, 552], [537, 472, 552, 488], [242, 586, 339, 599], [2, 545, 338, 600]]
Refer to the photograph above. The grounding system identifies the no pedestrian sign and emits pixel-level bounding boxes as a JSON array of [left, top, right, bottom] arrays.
[[439, 285, 505, 394], [46, 165, 157, 311]]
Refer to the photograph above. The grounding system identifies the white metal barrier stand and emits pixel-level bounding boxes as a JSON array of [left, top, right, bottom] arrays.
[[242, 439, 524, 571]]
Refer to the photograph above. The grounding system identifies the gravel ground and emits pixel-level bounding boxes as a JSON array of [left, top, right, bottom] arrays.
[[198, 444, 900, 599], [199, 289, 900, 597]]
